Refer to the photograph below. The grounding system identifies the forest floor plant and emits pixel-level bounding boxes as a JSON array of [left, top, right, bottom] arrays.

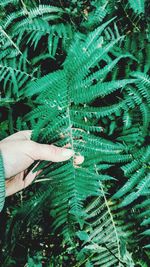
[[0, 0, 150, 266]]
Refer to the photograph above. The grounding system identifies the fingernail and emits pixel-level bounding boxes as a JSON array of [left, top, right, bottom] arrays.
[[74, 155, 84, 164], [62, 149, 74, 157]]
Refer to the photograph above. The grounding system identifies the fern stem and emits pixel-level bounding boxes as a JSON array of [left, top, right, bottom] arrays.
[[0, 26, 23, 56], [95, 165, 123, 267], [74, 253, 95, 267], [66, 106, 78, 211], [121, 3, 140, 32], [20, 0, 29, 15], [66, 107, 74, 158], [0, 26, 31, 65], [103, 243, 127, 267]]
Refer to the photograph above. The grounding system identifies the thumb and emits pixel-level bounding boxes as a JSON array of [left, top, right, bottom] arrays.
[[32, 143, 74, 162]]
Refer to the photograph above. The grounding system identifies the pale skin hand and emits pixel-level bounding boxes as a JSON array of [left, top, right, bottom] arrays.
[[0, 131, 84, 197]]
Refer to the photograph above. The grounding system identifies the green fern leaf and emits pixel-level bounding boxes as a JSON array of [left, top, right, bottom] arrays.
[[128, 0, 145, 14]]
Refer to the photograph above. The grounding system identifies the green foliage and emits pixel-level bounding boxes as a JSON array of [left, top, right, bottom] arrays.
[[128, 0, 145, 14], [0, 0, 150, 266]]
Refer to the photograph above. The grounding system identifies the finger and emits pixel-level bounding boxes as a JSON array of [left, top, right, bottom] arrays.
[[5, 169, 37, 197], [63, 143, 72, 148], [1, 130, 32, 143], [74, 155, 84, 165], [62, 144, 84, 164], [5, 172, 25, 196], [23, 169, 38, 188], [32, 143, 74, 162]]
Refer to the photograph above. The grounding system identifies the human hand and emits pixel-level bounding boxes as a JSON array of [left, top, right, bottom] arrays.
[[0, 131, 84, 196]]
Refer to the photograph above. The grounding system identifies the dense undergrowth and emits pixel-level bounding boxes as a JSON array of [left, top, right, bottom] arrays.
[[0, 0, 150, 266]]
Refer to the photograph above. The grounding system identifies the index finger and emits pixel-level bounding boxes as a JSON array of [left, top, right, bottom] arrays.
[[1, 130, 32, 143]]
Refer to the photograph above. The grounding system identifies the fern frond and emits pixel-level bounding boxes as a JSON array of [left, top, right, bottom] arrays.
[[0, 55, 34, 98], [131, 71, 150, 87], [118, 173, 150, 207], [131, 72, 150, 105], [2, 3, 149, 263], [78, 187, 132, 266], [128, 0, 145, 14], [82, 3, 107, 28], [70, 100, 124, 119], [113, 167, 145, 199], [72, 79, 136, 104], [23, 70, 65, 97]]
